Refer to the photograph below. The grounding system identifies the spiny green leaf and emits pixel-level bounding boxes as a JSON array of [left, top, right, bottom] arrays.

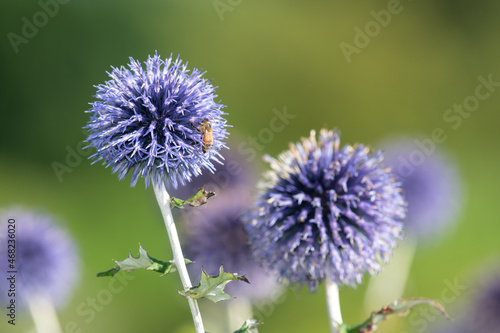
[[170, 187, 216, 209], [97, 244, 191, 277], [340, 297, 451, 333], [178, 265, 250, 303], [233, 319, 261, 333], [115, 244, 152, 272]]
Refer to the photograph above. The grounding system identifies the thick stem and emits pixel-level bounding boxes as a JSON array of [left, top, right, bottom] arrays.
[[27, 293, 62, 333], [153, 182, 205, 333], [325, 270, 343, 333]]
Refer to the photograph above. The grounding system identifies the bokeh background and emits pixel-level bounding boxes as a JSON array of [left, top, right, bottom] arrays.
[[1, 0, 499, 332]]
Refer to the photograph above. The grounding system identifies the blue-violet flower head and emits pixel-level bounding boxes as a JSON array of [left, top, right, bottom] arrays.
[[379, 137, 463, 242], [243, 129, 406, 291], [0, 208, 80, 308], [85, 52, 228, 188], [183, 187, 279, 302]]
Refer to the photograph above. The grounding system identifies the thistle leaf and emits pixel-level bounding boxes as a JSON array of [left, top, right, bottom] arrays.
[[178, 265, 250, 303], [97, 244, 191, 277]]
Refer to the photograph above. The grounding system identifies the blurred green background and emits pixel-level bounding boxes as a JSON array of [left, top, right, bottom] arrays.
[[1, 0, 499, 332]]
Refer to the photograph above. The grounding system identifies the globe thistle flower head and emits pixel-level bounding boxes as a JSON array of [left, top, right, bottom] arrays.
[[85, 52, 228, 189], [243, 129, 406, 291], [380, 138, 462, 241], [0, 208, 80, 308], [183, 187, 279, 302]]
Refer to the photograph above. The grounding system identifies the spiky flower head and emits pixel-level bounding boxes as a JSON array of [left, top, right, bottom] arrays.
[[85, 52, 228, 188], [0, 208, 80, 308], [380, 138, 462, 241], [183, 187, 279, 301], [243, 129, 406, 291]]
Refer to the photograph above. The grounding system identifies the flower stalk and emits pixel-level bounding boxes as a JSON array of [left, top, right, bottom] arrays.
[[325, 269, 343, 333], [27, 293, 63, 333], [153, 182, 205, 333]]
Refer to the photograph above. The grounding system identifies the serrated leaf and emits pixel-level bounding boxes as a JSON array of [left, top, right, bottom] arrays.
[[233, 319, 261, 333], [178, 265, 250, 303], [340, 297, 451, 333], [97, 244, 191, 277], [170, 187, 216, 209], [116, 245, 152, 272]]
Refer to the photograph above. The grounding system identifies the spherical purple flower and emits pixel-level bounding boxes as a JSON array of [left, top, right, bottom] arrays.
[[0, 209, 80, 308], [379, 138, 462, 241], [243, 129, 406, 291], [182, 187, 279, 301], [85, 52, 229, 188]]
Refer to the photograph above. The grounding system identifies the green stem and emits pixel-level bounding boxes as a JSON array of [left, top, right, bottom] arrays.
[[326, 269, 343, 333], [153, 182, 205, 333], [27, 293, 62, 333]]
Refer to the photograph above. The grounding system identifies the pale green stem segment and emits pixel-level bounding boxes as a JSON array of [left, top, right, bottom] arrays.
[[27, 293, 62, 333], [154, 182, 205, 333], [326, 269, 343, 333]]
